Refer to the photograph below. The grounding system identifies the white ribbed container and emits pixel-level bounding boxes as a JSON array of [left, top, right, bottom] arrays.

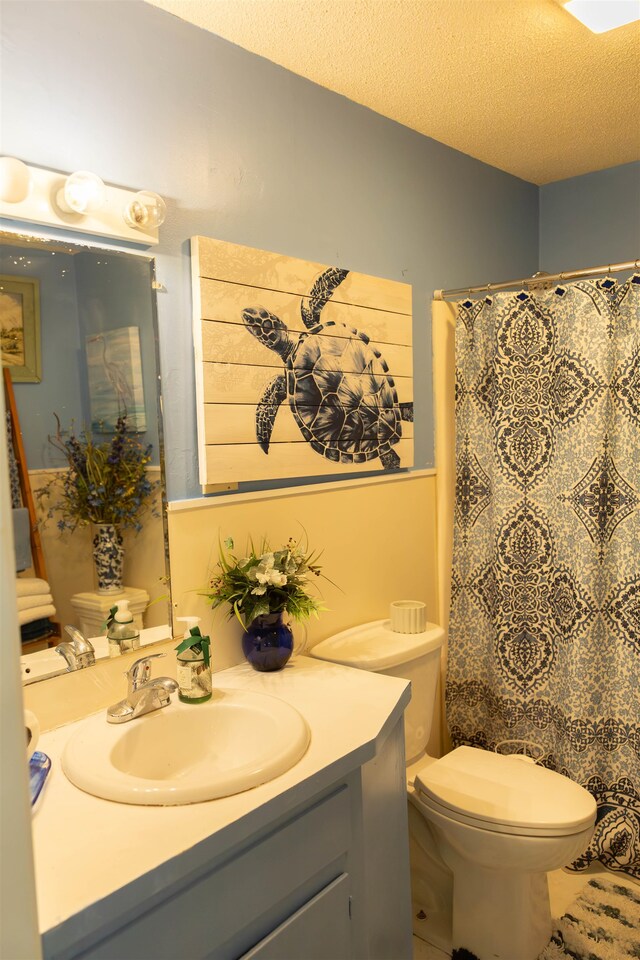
[[390, 600, 427, 634]]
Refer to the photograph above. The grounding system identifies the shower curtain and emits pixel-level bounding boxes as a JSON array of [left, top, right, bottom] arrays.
[[445, 273, 640, 880]]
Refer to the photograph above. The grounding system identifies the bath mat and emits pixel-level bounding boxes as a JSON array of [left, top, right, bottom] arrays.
[[537, 876, 640, 960]]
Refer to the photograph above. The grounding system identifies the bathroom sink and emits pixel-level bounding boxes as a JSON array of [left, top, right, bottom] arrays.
[[62, 688, 310, 805]]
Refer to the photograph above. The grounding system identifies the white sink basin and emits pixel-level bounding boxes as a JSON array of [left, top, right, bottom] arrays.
[[62, 688, 310, 805]]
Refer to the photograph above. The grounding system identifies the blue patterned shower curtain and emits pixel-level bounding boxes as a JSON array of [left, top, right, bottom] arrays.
[[446, 274, 640, 879]]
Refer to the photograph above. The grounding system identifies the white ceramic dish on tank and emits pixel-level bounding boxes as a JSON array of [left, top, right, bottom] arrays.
[[62, 688, 310, 805]]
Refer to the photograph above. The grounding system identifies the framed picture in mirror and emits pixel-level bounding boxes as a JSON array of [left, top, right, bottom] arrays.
[[86, 326, 147, 432], [0, 274, 41, 382]]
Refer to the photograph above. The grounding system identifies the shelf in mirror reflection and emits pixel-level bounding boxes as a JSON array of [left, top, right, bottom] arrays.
[[21, 624, 172, 685]]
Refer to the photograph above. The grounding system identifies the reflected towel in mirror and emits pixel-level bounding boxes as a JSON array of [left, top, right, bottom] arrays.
[[16, 578, 51, 598], [17, 594, 54, 611], [18, 605, 56, 626]]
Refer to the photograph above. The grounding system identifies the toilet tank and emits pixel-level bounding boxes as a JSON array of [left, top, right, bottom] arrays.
[[311, 620, 444, 764]]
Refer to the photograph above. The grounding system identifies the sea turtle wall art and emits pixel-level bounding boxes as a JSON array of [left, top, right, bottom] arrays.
[[191, 236, 413, 488]]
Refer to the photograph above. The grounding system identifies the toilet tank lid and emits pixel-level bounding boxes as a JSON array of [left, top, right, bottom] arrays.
[[415, 746, 597, 833], [311, 619, 444, 671]]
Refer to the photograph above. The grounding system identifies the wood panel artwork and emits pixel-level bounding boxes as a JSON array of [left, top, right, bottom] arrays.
[[191, 237, 413, 488]]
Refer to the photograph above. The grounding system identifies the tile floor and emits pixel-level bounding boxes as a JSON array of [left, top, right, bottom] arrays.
[[411, 865, 640, 959], [412, 932, 450, 960]]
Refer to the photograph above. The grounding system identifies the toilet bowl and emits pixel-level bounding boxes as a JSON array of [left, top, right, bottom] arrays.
[[412, 745, 596, 959], [312, 621, 598, 960]]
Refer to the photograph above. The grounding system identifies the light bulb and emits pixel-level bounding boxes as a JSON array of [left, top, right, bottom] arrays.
[[57, 170, 106, 215], [123, 190, 166, 230], [0, 157, 31, 203]]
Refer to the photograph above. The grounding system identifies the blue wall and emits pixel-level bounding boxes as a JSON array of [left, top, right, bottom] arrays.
[[74, 252, 160, 465], [1, 243, 161, 469], [1, 244, 84, 468], [539, 161, 640, 272], [1, 0, 540, 499]]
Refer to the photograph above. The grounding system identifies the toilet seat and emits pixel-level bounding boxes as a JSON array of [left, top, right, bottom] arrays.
[[414, 746, 596, 838]]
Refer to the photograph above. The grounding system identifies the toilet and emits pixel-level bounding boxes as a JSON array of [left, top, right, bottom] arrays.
[[311, 620, 597, 960]]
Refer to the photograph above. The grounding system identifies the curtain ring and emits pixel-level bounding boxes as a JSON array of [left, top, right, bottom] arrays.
[[559, 272, 565, 283], [486, 282, 492, 294]]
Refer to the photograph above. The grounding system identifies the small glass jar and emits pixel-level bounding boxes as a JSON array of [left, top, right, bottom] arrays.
[[176, 647, 212, 703]]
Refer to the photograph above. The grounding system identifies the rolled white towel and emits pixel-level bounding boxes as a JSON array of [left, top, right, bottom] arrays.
[[17, 593, 54, 612], [16, 578, 51, 598], [18, 604, 57, 627]]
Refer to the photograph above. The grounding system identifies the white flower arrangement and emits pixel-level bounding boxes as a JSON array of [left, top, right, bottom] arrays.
[[207, 536, 326, 625]]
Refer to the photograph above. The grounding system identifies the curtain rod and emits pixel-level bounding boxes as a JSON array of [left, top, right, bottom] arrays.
[[433, 259, 639, 301]]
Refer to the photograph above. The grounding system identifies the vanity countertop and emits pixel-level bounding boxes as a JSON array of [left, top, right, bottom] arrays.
[[32, 655, 410, 937]]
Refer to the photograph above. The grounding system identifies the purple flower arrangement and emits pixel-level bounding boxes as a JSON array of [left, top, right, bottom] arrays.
[[37, 414, 159, 533]]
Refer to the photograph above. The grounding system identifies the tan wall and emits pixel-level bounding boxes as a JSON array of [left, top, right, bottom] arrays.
[[167, 472, 438, 671], [168, 470, 442, 757], [24, 472, 440, 745]]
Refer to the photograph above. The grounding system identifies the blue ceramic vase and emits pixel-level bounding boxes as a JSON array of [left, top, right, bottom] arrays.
[[242, 613, 293, 672]]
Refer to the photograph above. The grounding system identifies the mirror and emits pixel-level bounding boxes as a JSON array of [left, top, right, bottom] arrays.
[[1, 230, 171, 683]]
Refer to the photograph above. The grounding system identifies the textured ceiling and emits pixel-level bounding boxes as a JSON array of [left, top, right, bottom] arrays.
[[144, 0, 640, 185]]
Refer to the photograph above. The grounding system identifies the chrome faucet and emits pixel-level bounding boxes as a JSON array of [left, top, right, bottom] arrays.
[[56, 625, 96, 671], [107, 652, 179, 724]]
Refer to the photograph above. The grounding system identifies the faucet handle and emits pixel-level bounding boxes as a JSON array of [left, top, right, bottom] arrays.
[[64, 624, 89, 650], [63, 624, 95, 664], [127, 652, 166, 692]]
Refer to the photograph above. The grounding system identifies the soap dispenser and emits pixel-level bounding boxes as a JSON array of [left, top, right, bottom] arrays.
[[107, 600, 140, 658], [175, 618, 212, 703]]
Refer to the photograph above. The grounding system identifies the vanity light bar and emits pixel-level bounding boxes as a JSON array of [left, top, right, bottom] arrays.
[[0, 158, 165, 246]]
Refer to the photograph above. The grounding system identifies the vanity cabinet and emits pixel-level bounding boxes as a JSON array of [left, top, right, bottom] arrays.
[[34, 659, 413, 960], [241, 874, 351, 960], [45, 787, 354, 960]]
